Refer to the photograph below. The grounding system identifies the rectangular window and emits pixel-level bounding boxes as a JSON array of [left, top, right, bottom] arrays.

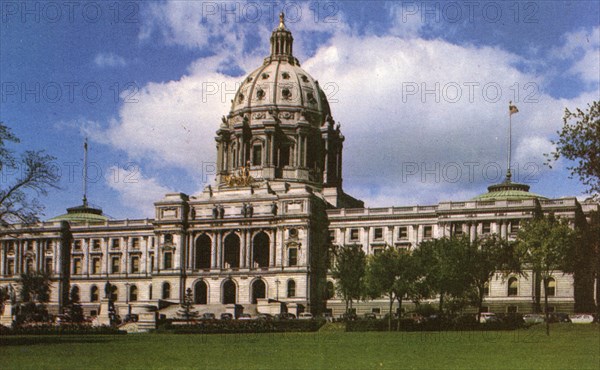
[[453, 223, 463, 236], [374, 228, 383, 240], [45, 258, 53, 273], [372, 308, 381, 314], [398, 227, 408, 240], [92, 258, 101, 274], [92, 239, 101, 249], [350, 228, 359, 241], [7, 260, 14, 275], [423, 226, 433, 239], [328, 230, 336, 243], [150, 253, 155, 270], [73, 240, 82, 250], [111, 257, 120, 274], [132, 238, 140, 249], [288, 248, 298, 266], [131, 256, 140, 273], [73, 258, 82, 275], [482, 222, 492, 234], [111, 239, 120, 249], [164, 252, 173, 269], [252, 144, 262, 166], [373, 247, 383, 256], [510, 220, 520, 234]]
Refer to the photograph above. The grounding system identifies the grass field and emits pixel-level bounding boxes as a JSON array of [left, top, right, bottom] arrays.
[[1, 324, 598, 369]]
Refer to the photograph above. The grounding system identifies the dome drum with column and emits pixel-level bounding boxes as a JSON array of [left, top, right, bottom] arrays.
[[215, 13, 344, 190]]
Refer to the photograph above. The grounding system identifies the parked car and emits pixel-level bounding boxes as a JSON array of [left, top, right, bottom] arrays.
[[363, 313, 377, 320], [298, 312, 314, 320], [340, 312, 358, 321], [479, 312, 498, 323], [238, 313, 253, 320], [404, 312, 424, 323], [201, 313, 216, 320], [274, 312, 296, 320], [220, 313, 233, 320], [569, 314, 594, 324], [523, 314, 545, 324], [547, 312, 571, 323], [257, 313, 273, 321]]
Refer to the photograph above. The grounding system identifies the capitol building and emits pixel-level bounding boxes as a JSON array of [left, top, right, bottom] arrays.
[[1, 15, 597, 322]]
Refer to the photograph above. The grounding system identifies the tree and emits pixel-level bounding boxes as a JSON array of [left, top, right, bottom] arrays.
[[414, 237, 473, 316], [548, 101, 600, 198], [65, 286, 84, 323], [17, 271, 52, 323], [331, 244, 366, 314], [465, 236, 521, 323], [365, 248, 421, 331], [516, 214, 576, 335], [177, 288, 199, 324], [0, 285, 9, 313], [0, 122, 59, 225]]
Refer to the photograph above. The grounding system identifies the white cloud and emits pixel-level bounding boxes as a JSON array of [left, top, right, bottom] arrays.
[[94, 53, 127, 68], [106, 166, 173, 218], [94, 4, 597, 208], [550, 26, 600, 85]]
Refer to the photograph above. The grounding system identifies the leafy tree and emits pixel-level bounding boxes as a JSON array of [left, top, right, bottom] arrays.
[[17, 271, 52, 323], [548, 101, 600, 198], [365, 248, 421, 331], [0, 122, 59, 225], [65, 286, 84, 323], [516, 214, 576, 335], [177, 288, 199, 324], [414, 237, 473, 316], [331, 244, 366, 313], [465, 236, 521, 323], [0, 285, 9, 313]]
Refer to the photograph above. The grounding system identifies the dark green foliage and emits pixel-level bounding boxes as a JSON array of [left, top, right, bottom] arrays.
[[156, 318, 326, 334], [331, 244, 366, 313], [66, 286, 84, 323], [16, 271, 52, 324], [548, 101, 600, 198], [177, 288, 199, 323], [0, 324, 125, 336]]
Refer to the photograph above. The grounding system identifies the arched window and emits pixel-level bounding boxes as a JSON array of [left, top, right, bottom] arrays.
[[546, 278, 556, 297], [162, 282, 171, 299], [194, 280, 208, 304], [325, 281, 335, 300], [90, 286, 99, 302], [508, 277, 518, 296], [70, 286, 80, 303], [288, 248, 298, 266], [163, 252, 173, 269], [129, 285, 138, 302], [224, 234, 240, 269], [195, 234, 212, 270], [111, 286, 119, 302], [223, 280, 236, 304], [251, 279, 266, 304], [252, 232, 270, 268], [287, 280, 296, 298]]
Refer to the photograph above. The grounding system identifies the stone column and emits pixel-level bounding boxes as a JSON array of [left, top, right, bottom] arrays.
[[500, 222, 507, 239], [469, 223, 477, 243], [270, 229, 276, 268], [240, 230, 247, 269], [216, 232, 222, 269], [246, 231, 252, 269], [211, 233, 218, 269]]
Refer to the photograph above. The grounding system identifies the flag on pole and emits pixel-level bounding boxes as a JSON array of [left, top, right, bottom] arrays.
[[509, 101, 519, 115]]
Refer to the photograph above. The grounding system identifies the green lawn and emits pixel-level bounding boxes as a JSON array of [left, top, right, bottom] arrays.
[[1, 324, 598, 369]]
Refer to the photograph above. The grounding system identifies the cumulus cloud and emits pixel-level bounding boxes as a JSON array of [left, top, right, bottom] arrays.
[[94, 53, 127, 68], [550, 26, 600, 85], [94, 2, 598, 211], [106, 166, 173, 218]]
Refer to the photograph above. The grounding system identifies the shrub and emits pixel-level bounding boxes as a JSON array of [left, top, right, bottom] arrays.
[[155, 319, 325, 334]]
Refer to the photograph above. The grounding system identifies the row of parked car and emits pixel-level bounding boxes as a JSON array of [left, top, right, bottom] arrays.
[[479, 312, 596, 324], [197, 312, 315, 321]]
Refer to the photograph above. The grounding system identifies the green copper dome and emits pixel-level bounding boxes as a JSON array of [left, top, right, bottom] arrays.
[[48, 204, 108, 223], [472, 181, 546, 201]]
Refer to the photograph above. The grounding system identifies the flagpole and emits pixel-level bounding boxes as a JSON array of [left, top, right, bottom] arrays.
[[83, 138, 88, 207], [507, 111, 512, 182]]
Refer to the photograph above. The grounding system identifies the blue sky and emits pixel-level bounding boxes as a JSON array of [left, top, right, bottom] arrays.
[[1, 1, 599, 220]]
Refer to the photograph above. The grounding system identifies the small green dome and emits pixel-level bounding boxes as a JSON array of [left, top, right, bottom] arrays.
[[48, 204, 108, 223], [472, 181, 546, 201]]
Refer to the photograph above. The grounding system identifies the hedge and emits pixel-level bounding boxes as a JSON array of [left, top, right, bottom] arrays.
[[0, 324, 126, 336], [346, 318, 526, 332], [154, 319, 326, 334]]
